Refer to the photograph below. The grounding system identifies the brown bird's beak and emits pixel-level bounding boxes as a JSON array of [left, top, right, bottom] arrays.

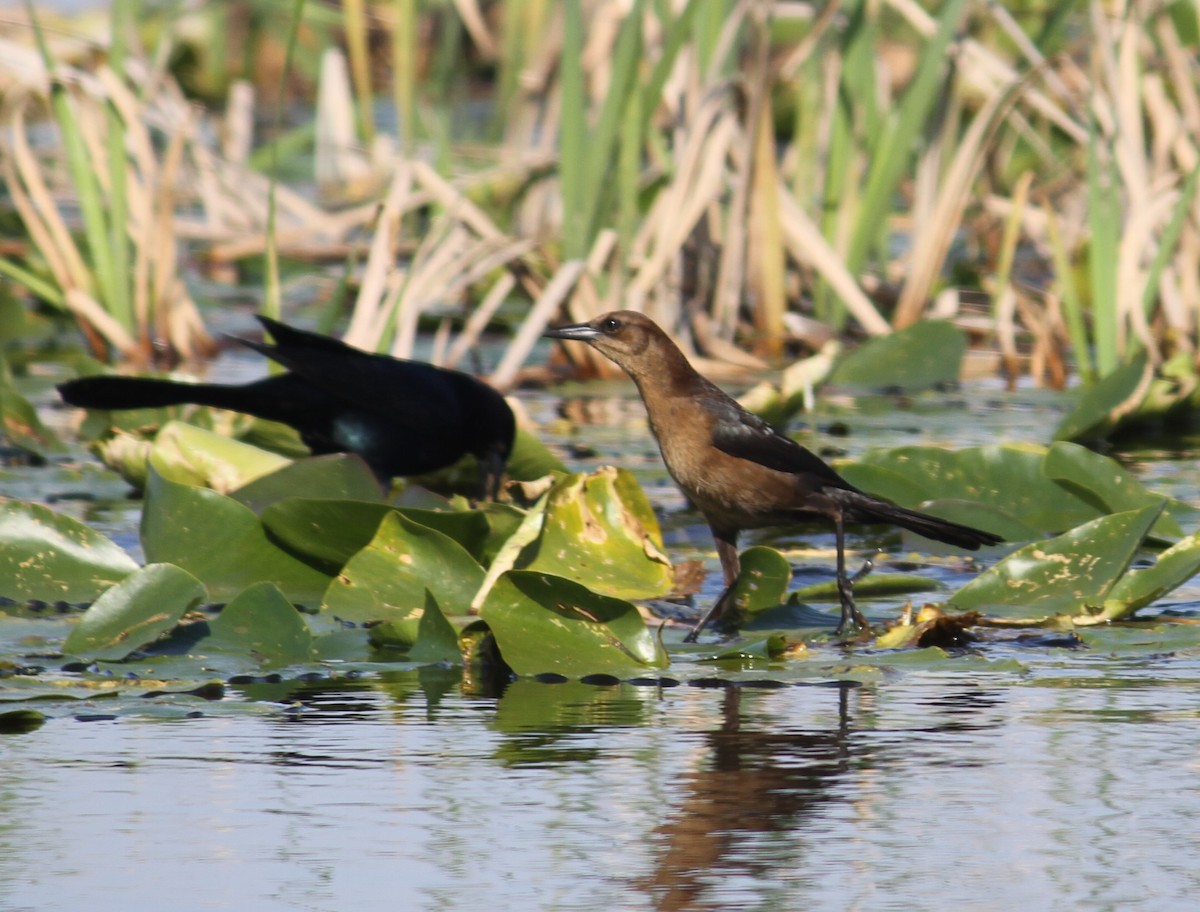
[[544, 322, 601, 342]]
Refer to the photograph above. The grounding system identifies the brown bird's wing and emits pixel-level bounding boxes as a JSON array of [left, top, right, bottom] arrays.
[[703, 396, 857, 491]]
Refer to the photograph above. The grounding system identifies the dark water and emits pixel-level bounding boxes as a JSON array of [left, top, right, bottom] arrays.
[[5, 370, 1200, 910]]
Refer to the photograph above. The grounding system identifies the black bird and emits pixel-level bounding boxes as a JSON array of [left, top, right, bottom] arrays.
[[58, 315, 516, 499], [545, 310, 1002, 639]]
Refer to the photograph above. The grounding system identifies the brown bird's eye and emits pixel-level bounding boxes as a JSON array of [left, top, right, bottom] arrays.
[[602, 317, 621, 333]]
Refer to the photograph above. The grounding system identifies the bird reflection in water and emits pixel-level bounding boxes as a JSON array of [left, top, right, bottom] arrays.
[[642, 682, 860, 910], [640, 682, 1006, 910]]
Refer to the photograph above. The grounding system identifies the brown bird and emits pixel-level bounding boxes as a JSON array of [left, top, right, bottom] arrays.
[[545, 310, 1002, 640]]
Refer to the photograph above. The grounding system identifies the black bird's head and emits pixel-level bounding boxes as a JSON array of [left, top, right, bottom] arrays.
[[544, 310, 673, 379]]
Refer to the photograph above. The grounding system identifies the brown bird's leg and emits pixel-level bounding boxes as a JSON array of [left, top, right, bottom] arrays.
[[684, 530, 740, 642], [834, 512, 870, 634]]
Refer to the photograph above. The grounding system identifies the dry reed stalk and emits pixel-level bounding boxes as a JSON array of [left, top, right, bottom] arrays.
[[344, 162, 414, 347], [443, 272, 517, 370], [491, 258, 586, 390], [776, 190, 890, 335], [627, 105, 735, 303], [886, 0, 1085, 143], [893, 76, 1019, 327], [315, 47, 376, 200]]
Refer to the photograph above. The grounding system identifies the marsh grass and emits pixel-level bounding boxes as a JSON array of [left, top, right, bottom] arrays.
[[0, 0, 1198, 396]]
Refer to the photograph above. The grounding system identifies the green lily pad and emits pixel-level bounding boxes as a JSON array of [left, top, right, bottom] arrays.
[[947, 504, 1163, 621], [369, 590, 463, 662], [507, 427, 567, 480], [792, 572, 946, 602], [63, 563, 206, 661], [846, 444, 1100, 533], [1101, 532, 1200, 620], [231, 454, 385, 514], [1053, 351, 1153, 442], [150, 420, 292, 492], [204, 581, 313, 667], [0, 708, 46, 733], [694, 634, 790, 663], [520, 468, 673, 600], [480, 570, 669, 677], [140, 457, 334, 603], [321, 511, 485, 630], [1, 371, 63, 456], [721, 546, 792, 629], [0, 499, 138, 602], [1042, 440, 1193, 540], [261, 499, 395, 570], [828, 320, 966, 390]]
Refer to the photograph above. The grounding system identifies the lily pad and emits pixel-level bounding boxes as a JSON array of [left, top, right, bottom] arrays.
[[150, 420, 292, 492], [321, 511, 485, 630], [0, 708, 46, 733], [1053, 351, 1153, 442], [507, 427, 568, 480], [792, 572, 946, 602], [1042, 440, 1193, 540], [520, 468, 673, 600], [947, 504, 1163, 621], [63, 563, 206, 661], [231, 454, 385, 514], [828, 320, 966, 390], [140, 457, 334, 602], [845, 444, 1100, 533], [480, 570, 669, 677], [720, 546, 792, 629], [261, 499, 396, 570], [369, 590, 463, 662], [0, 499, 138, 602], [1101, 532, 1200, 620], [204, 581, 313, 667], [1, 370, 63, 456]]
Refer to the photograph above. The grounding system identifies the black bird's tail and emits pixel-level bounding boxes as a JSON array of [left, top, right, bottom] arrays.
[[57, 375, 283, 415], [835, 489, 1003, 550]]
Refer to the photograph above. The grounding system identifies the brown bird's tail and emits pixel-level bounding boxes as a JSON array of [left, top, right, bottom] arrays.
[[835, 489, 1002, 550]]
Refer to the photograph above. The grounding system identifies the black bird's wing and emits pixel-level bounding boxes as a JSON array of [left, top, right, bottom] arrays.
[[703, 393, 856, 491], [241, 317, 468, 430], [239, 318, 513, 484]]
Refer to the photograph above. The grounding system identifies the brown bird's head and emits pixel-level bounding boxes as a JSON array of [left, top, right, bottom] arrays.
[[544, 310, 678, 378]]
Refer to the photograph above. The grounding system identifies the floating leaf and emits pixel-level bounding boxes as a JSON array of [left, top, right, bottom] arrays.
[[1100, 532, 1200, 621], [847, 444, 1099, 533], [1053, 351, 1153, 442], [481, 570, 669, 677], [63, 563, 206, 661], [141, 458, 334, 602], [720, 546, 792, 630], [1042, 440, 1193, 540], [321, 511, 485, 630], [948, 504, 1163, 621], [0, 499, 138, 602], [231, 454, 385, 514], [150, 420, 291, 492], [204, 581, 312, 667], [507, 427, 567, 480], [0, 370, 63, 456], [370, 590, 463, 663], [792, 572, 945, 602], [0, 708, 46, 733], [521, 468, 673, 600], [828, 320, 966, 390]]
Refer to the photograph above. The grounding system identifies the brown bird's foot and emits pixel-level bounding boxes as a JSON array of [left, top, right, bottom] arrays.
[[683, 584, 736, 643], [834, 562, 872, 636]]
